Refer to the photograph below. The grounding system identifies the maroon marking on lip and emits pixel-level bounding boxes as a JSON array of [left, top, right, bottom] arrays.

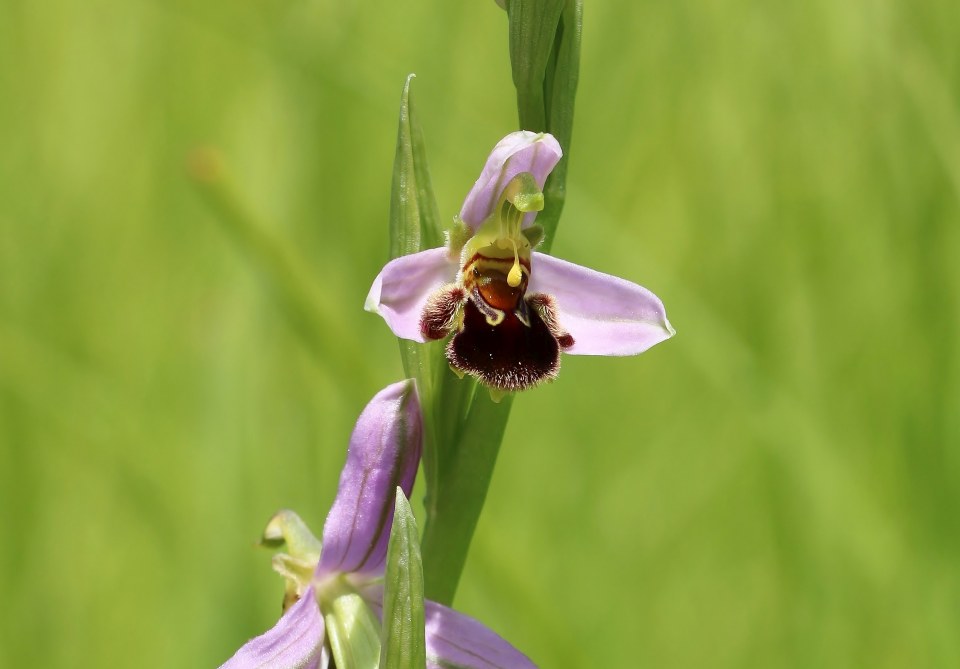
[[461, 252, 531, 273], [420, 286, 466, 340], [527, 293, 575, 350], [445, 294, 560, 391]]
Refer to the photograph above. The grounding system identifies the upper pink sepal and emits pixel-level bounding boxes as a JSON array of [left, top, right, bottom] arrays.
[[459, 131, 563, 231]]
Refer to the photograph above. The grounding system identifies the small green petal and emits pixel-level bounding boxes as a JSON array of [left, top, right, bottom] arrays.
[[260, 509, 322, 560], [446, 217, 473, 256], [504, 172, 544, 213], [522, 224, 545, 249], [259, 510, 323, 609], [326, 592, 382, 669]]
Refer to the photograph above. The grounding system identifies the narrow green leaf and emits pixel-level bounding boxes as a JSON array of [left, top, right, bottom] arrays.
[[388, 73, 448, 502], [390, 73, 444, 260], [380, 488, 427, 669], [389, 75, 442, 390]]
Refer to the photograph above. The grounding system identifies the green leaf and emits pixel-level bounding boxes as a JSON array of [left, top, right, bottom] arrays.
[[421, 360, 478, 526], [389, 73, 442, 409], [390, 73, 444, 260], [380, 488, 427, 669]]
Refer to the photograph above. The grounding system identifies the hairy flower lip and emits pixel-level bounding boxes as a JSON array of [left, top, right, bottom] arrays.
[[445, 293, 563, 392]]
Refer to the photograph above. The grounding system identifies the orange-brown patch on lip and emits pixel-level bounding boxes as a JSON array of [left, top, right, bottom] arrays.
[[477, 269, 525, 311]]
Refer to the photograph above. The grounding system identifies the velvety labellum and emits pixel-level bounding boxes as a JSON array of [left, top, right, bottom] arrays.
[[419, 254, 573, 391]]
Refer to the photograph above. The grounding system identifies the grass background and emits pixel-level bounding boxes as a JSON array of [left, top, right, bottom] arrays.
[[1, 0, 959, 666]]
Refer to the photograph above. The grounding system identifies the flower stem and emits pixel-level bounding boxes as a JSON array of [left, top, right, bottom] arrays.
[[421, 390, 514, 604], [506, 0, 582, 252]]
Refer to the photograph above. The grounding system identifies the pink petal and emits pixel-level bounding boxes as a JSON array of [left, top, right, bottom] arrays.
[[528, 253, 675, 356], [365, 248, 457, 342], [316, 381, 423, 579], [218, 587, 326, 669], [459, 132, 563, 231], [423, 600, 538, 669], [362, 589, 537, 669]]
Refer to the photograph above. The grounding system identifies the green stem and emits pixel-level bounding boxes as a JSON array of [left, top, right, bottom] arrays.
[[508, 0, 582, 252], [421, 391, 514, 604]]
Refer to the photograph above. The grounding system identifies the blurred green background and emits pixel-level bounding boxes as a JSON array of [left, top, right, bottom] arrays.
[[2, 0, 959, 666]]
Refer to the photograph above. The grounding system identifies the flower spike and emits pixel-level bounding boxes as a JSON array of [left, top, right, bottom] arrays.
[[367, 131, 674, 392]]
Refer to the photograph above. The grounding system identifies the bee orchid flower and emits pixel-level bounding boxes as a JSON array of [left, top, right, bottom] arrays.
[[218, 380, 536, 669], [365, 131, 675, 392]]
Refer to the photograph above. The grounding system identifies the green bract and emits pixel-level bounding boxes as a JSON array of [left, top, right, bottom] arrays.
[[379, 489, 427, 669]]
